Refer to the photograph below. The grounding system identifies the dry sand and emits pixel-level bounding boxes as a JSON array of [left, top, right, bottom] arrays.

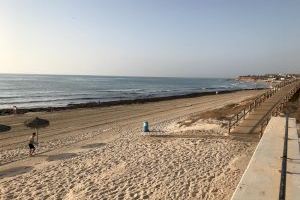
[[0, 90, 262, 200]]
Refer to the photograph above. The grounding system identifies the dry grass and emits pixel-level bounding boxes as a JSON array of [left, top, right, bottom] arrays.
[[178, 97, 257, 128], [286, 101, 300, 123]]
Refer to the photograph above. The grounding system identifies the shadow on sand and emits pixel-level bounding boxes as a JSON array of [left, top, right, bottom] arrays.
[[81, 143, 106, 149], [148, 134, 229, 140], [0, 166, 33, 178], [47, 153, 78, 162], [0, 124, 11, 133]]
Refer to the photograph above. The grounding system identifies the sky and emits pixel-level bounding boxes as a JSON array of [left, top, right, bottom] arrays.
[[0, 0, 299, 78]]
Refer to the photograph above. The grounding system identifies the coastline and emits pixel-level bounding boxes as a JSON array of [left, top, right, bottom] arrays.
[[0, 88, 265, 115], [0, 89, 263, 199]]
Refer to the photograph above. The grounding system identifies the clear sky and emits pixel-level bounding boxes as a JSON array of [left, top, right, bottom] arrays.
[[0, 0, 299, 77]]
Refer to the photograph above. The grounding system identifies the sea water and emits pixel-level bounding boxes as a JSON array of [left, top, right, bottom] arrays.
[[0, 74, 267, 109]]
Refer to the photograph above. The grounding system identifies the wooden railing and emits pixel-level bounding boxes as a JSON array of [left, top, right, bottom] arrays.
[[228, 79, 299, 134], [258, 81, 300, 137]]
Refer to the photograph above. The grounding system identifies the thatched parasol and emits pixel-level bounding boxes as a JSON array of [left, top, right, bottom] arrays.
[[24, 117, 49, 143], [0, 124, 11, 133]]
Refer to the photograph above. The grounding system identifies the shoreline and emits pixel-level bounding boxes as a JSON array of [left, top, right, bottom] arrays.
[[0, 88, 265, 115], [0, 89, 263, 199]]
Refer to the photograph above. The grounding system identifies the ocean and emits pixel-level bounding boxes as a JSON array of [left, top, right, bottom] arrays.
[[0, 74, 267, 109]]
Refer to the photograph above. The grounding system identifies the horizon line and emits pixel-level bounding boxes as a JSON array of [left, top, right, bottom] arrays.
[[0, 72, 237, 79]]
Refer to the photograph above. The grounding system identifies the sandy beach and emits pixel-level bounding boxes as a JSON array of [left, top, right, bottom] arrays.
[[0, 90, 263, 200]]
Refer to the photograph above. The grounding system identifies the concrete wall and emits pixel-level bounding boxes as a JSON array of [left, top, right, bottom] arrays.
[[231, 117, 299, 200]]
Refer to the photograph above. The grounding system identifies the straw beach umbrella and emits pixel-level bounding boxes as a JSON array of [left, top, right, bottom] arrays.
[[24, 117, 49, 143], [0, 124, 11, 133]]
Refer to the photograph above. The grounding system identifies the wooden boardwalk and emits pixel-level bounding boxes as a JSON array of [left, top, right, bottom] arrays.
[[230, 80, 300, 136]]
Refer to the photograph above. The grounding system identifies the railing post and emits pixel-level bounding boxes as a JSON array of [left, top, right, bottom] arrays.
[[228, 119, 231, 134], [260, 123, 263, 138]]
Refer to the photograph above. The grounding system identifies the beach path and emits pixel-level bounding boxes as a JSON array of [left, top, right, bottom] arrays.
[[231, 81, 300, 135]]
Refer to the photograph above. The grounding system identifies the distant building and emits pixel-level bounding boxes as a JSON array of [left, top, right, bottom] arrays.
[[237, 73, 298, 82]]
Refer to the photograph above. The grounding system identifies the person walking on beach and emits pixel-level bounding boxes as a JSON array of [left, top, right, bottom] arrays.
[[12, 106, 17, 115], [29, 132, 37, 156]]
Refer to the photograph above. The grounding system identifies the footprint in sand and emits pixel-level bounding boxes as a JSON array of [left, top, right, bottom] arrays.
[[47, 153, 78, 162], [81, 143, 106, 149], [0, 166, 33, 178]]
